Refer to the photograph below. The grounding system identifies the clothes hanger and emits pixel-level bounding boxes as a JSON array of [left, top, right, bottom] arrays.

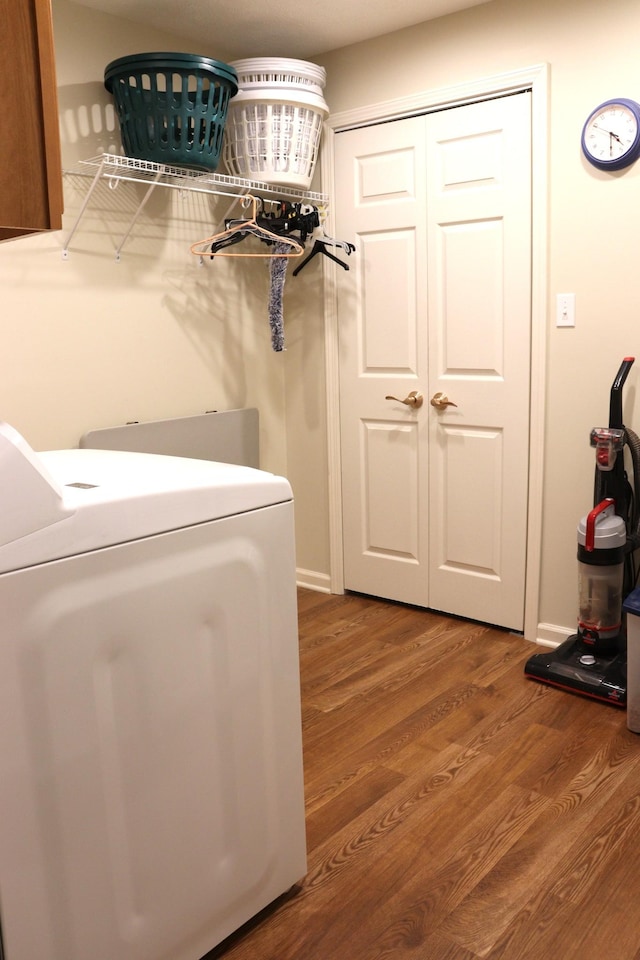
[[190, 195, 305, 259], [241, 202, 321, 246], [316, 230, 356, 256], [292, 234, 355, 276]]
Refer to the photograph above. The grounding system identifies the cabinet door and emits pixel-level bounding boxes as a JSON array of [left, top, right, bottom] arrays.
[[0, 0, 63, 240]]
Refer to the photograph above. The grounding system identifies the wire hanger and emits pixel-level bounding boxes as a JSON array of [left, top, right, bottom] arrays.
[[190, 195, 305, 259]]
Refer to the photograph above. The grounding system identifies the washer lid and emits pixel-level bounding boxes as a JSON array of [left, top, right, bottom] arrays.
[[0, 428, 292, 574]]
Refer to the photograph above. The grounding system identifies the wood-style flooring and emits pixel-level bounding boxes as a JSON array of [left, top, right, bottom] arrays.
[[208, 588, 640, 960]]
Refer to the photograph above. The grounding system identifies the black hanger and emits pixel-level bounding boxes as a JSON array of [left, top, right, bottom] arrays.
[[292, 238, 351, 276], [256, 204, 321, 245], [209, 230, 250, 254]]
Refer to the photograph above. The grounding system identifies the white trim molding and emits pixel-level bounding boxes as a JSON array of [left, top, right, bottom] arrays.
[[296, 568, 332, 594], [320, 63, 549, 643], [535, 623, 574, 649]]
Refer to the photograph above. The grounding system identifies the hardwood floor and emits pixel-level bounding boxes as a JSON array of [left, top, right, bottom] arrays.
[[208, 588, 640, 960]]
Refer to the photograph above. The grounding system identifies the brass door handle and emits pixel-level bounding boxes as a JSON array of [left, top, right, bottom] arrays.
[[385, 390, 424, 408], [430, 392, 458, 409]]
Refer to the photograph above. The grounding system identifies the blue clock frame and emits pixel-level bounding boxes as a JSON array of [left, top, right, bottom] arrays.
[[581, 98, 640, 171]]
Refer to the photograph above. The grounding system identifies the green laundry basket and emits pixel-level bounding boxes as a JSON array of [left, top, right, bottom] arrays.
[[104, 53, 238, 171]]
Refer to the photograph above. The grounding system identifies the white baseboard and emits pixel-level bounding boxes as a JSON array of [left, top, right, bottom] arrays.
[[293, 578, 576, 647], [535, 622, 573, 648], [296, 568, 332, 593]]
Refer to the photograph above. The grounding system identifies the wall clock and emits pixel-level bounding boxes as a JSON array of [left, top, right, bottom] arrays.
[[581, 98, 640, 171]]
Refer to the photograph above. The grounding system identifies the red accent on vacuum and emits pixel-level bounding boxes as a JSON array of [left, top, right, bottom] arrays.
[[585, 498, 615, 551]]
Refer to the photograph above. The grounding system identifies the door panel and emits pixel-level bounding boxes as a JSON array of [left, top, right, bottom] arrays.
[[357, 144, 419, 201], [361, 419, 420, 559], [437, 424, 503, 571], [439, 220, 504, 371], [427, 95, 531, 628], [335, 93, 531, 629], [359, 231, 419, 371], [335, 117, 429, 607]]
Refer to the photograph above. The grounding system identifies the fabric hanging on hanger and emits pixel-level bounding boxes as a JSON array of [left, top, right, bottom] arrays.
[[268, 241, 292, 352]]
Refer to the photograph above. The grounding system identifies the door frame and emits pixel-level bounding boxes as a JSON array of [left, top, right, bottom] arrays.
[[319, 63, 549, 643]]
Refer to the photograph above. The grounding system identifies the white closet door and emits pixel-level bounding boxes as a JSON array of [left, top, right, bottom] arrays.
[[335, 115, 430, 607], [335, 92, 531, 630]]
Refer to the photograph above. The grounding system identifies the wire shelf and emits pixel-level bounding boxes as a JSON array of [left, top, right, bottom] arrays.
[[71, 153, 328, 203], [61, 154, 328, 259]]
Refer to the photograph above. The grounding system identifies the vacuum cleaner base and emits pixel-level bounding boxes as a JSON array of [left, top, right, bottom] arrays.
[[524, 634, 627, 707]]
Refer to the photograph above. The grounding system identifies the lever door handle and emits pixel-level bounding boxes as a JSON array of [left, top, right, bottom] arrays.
[[430, 392, 458, 409], [385, 390, 424, 408]]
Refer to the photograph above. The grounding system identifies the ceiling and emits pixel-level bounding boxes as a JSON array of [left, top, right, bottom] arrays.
[[71, 0, 492, 60]]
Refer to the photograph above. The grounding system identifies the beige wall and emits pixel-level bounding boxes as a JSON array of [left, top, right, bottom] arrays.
[[4, 0, 640, 633], [1, 0, 287, 471], [0, 0, 330, 588], [0, 0, 331, 579]]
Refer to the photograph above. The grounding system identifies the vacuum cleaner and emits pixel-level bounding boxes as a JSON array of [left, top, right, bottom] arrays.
[[525, 357, 640, 706]]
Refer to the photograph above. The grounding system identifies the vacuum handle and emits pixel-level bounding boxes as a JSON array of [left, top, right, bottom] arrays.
[[585, 497, 615, 551], [609, 356, 635, 429]]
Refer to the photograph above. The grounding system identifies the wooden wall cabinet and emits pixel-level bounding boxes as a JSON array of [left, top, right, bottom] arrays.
[[0, 0, 63, 241]]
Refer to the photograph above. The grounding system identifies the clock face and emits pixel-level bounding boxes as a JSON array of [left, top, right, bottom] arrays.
[[581, 99, 640, 171]]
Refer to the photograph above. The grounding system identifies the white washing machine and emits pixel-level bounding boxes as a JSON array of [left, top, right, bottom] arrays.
[[0, 423, 307, 960]]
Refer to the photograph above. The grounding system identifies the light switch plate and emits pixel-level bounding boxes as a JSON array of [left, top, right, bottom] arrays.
[[556, 293, 575, 327]]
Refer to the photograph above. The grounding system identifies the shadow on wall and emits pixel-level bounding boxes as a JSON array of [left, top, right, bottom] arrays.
[[162, 252, 278, 405], [57, 81, 121, 167]]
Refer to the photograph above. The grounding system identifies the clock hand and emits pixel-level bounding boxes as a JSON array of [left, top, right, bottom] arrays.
[[593, 122, 624, 145]]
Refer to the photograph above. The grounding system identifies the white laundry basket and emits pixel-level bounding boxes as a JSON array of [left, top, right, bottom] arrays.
[[222, 57, 329, 189]]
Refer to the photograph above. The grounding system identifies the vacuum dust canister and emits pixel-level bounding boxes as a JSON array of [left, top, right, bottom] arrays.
[[576, 498, 626, 648]]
